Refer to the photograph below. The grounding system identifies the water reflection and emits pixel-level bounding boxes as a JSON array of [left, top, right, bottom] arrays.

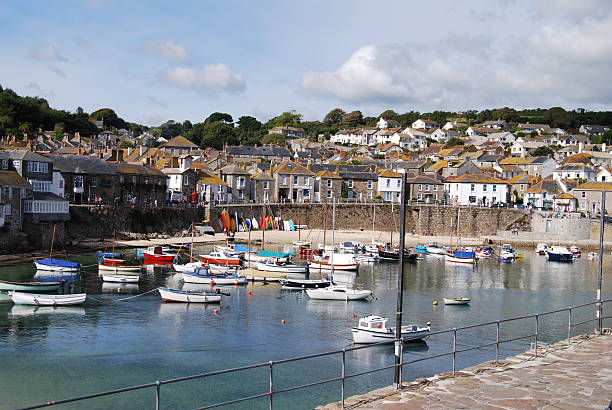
[[10, 305, 86, 317], [100, 283, 140, 293]]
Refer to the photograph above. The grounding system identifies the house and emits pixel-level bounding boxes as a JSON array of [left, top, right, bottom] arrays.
[[411, 119, 439, 130], [579, 125, 610, 136], [294, 151, 322, 163], [596, 168, 612, 182], [498, 157, 556, 178], [553, 192, 578, 212], [330, 128, 378, 146], [552, 163, 596, 181], [445, 174, 509, 206], [375, 143, 402, 154], [510, 140, 547, 157], [159, 135, 200, 156], [250, 172, 275, 203], [477, 120, 508, 130], [571, 181, 612, 214], [377, 118, 401, 129], [274, 160, 315, 203], [0, 171, 32, 232], [486, 132, 516, 144], [465, 126, 498, 137], [226, 145, 291, 161], [475, 154, 504, 168], [340, 171, 378, 201], [269, 126, 305, 139], [524, 179, 563, 209], [197, 172, 228, 204], [507, 174, 537, 204], [431, 128, 460, 142], [377, 169, 403, 202], [219, 164, 251, 203], [406, 175, 444, 203], [114, 164, 168, 206], [517, 123, 552, 134], [314, 170, 341, 202]]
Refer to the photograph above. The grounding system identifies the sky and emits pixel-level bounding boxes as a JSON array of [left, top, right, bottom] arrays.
[[1, 0, 611, 126]]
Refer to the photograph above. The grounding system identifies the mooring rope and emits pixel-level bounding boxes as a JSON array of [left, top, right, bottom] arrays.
[[86, 287, 161, 304]]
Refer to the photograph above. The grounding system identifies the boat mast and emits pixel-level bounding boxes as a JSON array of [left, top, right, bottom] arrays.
[[49, 223, 56, 258], [596, 190, 606, 334], [394, 172, 408, 388], [261, 208, 265, 251], [190, 222, 195, 263], [322, 203, 327, 250], [390, 201, 394, 245]]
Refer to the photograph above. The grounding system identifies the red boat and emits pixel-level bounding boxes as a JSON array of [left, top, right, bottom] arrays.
[[102, 258, 125, 265], [142, 246, 175, 262], [199, 250, 242, 266]]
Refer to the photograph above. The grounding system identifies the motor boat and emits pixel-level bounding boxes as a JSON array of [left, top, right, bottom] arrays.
[[102, 274, 140, 283], [570, 246, 581, 257], [308, 253, 359, 272], [306, 285, 372, 301], [545, 246, 574, 262], [415, 245, 428, 253], [443, 297, 471, 305], [279, 279, 331, 290], [199, 250, 242, 266], [256, 258, 309, 273], [173, 262, 202, 273], [475, 246, 493, 259], [445, 249, 476, 264], [377, 245, 418, 261], [351, 316, 431, 344], [338, 241, 361, 253], [9, 291, 87, 306], [0, 279, 63, 292], [242, 250, 293, 263], [355, 254, 379, 263], [425, 243, 446, 255], [182, 269, 247, 285], [141, 246, 175, 262], [98, 264, 142, 273], [535, 243, 548, 255]]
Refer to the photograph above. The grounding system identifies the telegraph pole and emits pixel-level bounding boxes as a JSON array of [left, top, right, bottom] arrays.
[[394, 172, 408, 388]]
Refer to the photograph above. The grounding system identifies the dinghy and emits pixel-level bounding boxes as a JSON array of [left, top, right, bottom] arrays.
[[256, 258, 309, 273], [308, 253, 359, 272], [102, 274, 140, 283], [34, 258, 81, 272], [158, 287, 222, 303], [443, 297, 471, 305], [445, 249, 476, 264], [306, 285, 372, 301], [10, 291, 86, 306], [182, 270, 247, 285], [351, 316, 431, 344], [173, 262, 202, 273], [279, 279, 331, 290], [0, 279, 63, 292], [98, 264, 142, 272]]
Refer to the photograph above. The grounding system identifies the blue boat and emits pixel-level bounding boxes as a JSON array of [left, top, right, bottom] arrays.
[[97, 251, 123, 262], [182, 269, 247, 285], [415, 245, 428, 253], [33, 258, 81, 272], [546, 247, 574, 263]]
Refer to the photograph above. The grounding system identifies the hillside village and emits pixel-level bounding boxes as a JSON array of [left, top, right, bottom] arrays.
[[1, 113, 612, 235]]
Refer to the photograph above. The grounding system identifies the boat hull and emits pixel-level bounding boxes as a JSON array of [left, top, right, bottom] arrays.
[[10, 292, 86, 306], [34, 262, 79, 272], [279, 279, 331, 290], [445, 255, 476, 264], [255, 262, 308, 273], [199, 256, 241, 266], [158, 287, 221, 303], [351, 327, 430, 344], [0, 280, 62, 292], [546, 252, 574, 262], [182, 272, 247, 285], [142, 252, 174, 262], [307, 260, 359, 272], [306, 287, 371, 300], [98, 264, 142, 272], [443, 298, 471, 305], [102, 275, 140, 283]]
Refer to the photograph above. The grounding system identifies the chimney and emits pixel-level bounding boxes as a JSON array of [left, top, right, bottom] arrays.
[[127, 146, 132, 156], [140, 145, 145, 156], [578, 142, 584, 153]]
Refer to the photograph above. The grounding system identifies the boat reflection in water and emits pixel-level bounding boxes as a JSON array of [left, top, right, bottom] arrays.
[[157, 300, 219, 316], [101, 283, 139, 293], [10, 305, 86, 317], [33, 270, 79, 282]]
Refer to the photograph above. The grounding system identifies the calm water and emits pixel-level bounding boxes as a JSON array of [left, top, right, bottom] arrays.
[[0, 245, 610, 409]]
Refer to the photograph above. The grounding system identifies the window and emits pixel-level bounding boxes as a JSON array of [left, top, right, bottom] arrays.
[[368, 191, 373, 199], [21, 188, 27, 198], [327, 190, 332, 199], [367, 181, 373, 189], [348, 180, 353, 189], [8, 187, 13, 199], [1, 159, 7, 169], [59, 179, 64, 189], [184, 175, 189, 185], [327, 179, 332, 188], [263, 181, 269, 190], [483, 184, 488, 192], [433, 185, 438, 191], [396, 179, 401, 188], [425, 184, 430, 191], [27, 162, 48, 173], [581, 191, 586, 198], [132, 175, 137, 183], [418, 184, 422, 191], [91, 176, 97, 187], [238, 190, 244, 199], [469, 195, 476, 203], [470, 184, 475, 192], [304, 177, 310, 185], [32, 181, 51, 192], [493, 185, 497, 192], [281, 176, 287, 185], [293, 176, 298, 185], [417, 193, 422, 200], [303, 189, 310, 198], [74, 175, 84, 189], [386, 179, 390, 188]]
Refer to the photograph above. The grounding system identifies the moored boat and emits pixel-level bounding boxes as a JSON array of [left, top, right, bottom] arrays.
[[546, 246, 574, 262], [445, 249, 476, 264], [535, 243, 548, 255], [570, 245, 581, 257], [182, 270, 247, 285], [308, 253, 359, 272], [158, 287, 222, 303], [425, 243, 446, 255], [256, 258, 308, 273], [377, 245, 418, 261], [199, 250, 242, 266], [141, 246, 175, 262], [279, 279, 331, 290], [102, 274, 140, 283], [443, 297, 471, 305], [306, 285, 372, 301], [351, 316, 431, 344], [34, 258, 81, 272], [0, 279, 63, 292], [98, 264, 142, 272], [10, 291, 87, 306], [173, 262, 202, 273]]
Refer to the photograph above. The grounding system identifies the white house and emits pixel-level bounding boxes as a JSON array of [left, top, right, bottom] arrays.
[[412, 119, 439, 130], [596, 168, 612, 182], [377, 118, 401, 129], [445, 174, 509, 206], [510, 140, 547, 157], [552, 163, 596, 181], [487, 132, 516, 144], [377, 169, 403, 202]]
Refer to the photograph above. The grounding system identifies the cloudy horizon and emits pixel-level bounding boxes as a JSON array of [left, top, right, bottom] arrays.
[[1, 0, 611, 126]]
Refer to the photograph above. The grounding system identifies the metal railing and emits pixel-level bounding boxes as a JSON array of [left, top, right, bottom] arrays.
[[19, 299, 611, 410]]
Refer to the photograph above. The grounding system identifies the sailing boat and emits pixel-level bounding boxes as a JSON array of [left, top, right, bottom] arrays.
[[445, 207, 476, 264], [292, 218, 311, 248], [34, 224, 81, 272], [377, 200, 417, 261]]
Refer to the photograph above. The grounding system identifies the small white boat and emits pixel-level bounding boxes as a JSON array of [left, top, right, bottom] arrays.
[[443, 297, 471, 305], [308, 253, 359, 272], [445, 249, 476, 264], [355, 254, 379, 262], [102, 274, 140, 283], [306, 285, 372, 301], [588, 251, 598, 260], [182, 271, 247, 285], [10, 291, 87, 306], [351, 316, 431, 344], [569, 245, 581, 257], [173, 262, 202, 273], [546, 246, 574, 262], [425, 243, 446, 255], [535, 243, 548, 255], [98, 264, 142, 273], [256, 259, 308, 273], [34, 258, 81, 272], [207, 264, 241, 274], [292, 240, 311, 247], [158, 287, 222, 303]]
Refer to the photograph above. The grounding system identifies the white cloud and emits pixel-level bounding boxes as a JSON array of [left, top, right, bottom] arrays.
[[143, 40, 189, 63], [30, 43, 68, 62], [160, 63, 246, 94], [147, 95, 167, 108]]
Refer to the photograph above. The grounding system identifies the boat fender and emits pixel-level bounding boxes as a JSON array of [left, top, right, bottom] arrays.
[[432, 301, 438, 305], [213, 309, 219, 314], [215, 288, 220, 294], [281, 320, 286, 324], [353, 314, 358, 318], [427, 322, 431, 326]]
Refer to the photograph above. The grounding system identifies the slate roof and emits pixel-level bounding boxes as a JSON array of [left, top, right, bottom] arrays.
[[159, 136, 198, 148], [44, 154, 117, 174], [220, 164, 250, 175], [0, 170, 32, 188], [339, 171, 378, 180], [2, 150, 51, 162], [274, 160, 314, 175], [525, 179, 562, 194], [406, 175, 443, 184], [226, 145, 291, 158]]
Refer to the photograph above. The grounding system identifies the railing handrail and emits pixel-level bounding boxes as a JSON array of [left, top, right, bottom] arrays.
[[18, 298, 611, 410]]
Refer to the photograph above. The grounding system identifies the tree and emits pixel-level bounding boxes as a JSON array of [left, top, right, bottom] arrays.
[[261, 133, 286, 146], [182, 120, 193, 132], [90, 108, 126, 129], [341, 110, 364, 128], [534, 146, 555, 156], [237, 116, 263, 145], [160, 120, 183, 139], [266, 111, 302, 128], [543, 107, 574, 129], [76, 106, 84, 115], [444, 137, 464, 147], [119, 140, 133, 148], [323, 108, 345, 125], [379, 109, 399, 121], [53, 122, 65, 140], [194, 122, 238, 149], [18, 122, 32, 138], [204, 112, 233, 125]]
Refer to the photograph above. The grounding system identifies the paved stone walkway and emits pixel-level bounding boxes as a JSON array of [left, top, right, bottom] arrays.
[[319, 333, 611, 409]]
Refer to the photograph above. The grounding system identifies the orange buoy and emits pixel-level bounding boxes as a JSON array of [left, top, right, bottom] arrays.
[[281, 320, 286, 324], [213, 309, 219, 314], [248, 290, 253, 296]]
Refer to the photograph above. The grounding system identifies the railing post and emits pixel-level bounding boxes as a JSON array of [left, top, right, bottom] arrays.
[[534, 315, 539, 357], [495, 321, 500, 365], [268, 361, 274, 410], [341, 349, 346, 409], [452, 328, 457, 375], [567, 308, 572, 346], [155, 380, 161, 410]]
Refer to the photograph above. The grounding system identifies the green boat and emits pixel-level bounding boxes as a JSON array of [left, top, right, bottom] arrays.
[[0, 279, 63, 292]]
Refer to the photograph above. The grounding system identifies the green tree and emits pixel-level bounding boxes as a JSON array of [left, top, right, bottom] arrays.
[[204, 112, 234, 125], [119, 140, 133, 148], [543, 107, 574, 129], [534, 146, 555, 156], [266, 111, 302, 128], [341, 110, 364, 128], [237, 115, 263, 145], [53, 122, 65, 140], [18, 122, 33, 137], [444, 137, 464, 147], [195, 122, 238, 149], [323, 108, 345, 125], [379, 109, 399, 121], [160, 120, 183, 139], [261, 133, 286, 146], [90, 108, 126, 129]]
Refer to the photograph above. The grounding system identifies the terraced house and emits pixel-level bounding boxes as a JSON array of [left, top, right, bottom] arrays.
[[274, 160, 315, 203], [446, 174, 509, 206]]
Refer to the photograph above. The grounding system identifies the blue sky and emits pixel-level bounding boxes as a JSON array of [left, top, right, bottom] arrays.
[[1, 0, 611, 126]]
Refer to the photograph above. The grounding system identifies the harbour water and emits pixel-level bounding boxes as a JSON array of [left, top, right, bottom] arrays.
[[0, 245, 610, 409]]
